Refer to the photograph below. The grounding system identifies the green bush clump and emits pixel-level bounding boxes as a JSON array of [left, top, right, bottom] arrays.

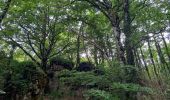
[[59, 70, 99, 87], [57, 68, 154, 100], [111, 82, 153, 94], [3, 61, 45, 95], [84, 89, 119, 100]]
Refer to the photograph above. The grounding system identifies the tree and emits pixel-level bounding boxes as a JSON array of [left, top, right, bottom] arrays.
[[77, 0, 126, 63], [1, 0, 69, 71]]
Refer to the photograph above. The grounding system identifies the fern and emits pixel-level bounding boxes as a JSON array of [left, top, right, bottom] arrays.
[[58, 69, 154, 98], [84, 89, 119, 100]]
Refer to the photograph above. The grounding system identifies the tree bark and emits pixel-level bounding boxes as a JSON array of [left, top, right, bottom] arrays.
[[8, 44, 16, 66], [93, 45, 98, 66], [160, 32, 170, 61], [133, 49, 140, 68], [123, 0, 137, 99], [153, 35, 169, 72], [76, 34, 80, 67], [147, 38, 158, 78], [123, 0, 134, 65], [139, 47, 150, 78]]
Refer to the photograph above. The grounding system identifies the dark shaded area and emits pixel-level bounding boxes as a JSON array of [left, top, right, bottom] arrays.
[[50, 57, 74, 71], [93, 69, 105, 75], [76, 62, 94, 72]]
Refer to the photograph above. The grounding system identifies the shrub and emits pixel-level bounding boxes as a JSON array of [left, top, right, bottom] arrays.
[[57, 69, 154, 99], [84, 89, 119, 100], [3, 61, 46, 99]]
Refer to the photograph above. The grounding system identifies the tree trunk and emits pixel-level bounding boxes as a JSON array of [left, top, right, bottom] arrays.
[[133, 49, 140, 69], [153, 35, 170, 72], [93, 45, 98, 66], [106, 34, 114, 60], [41, 58, 48, 73], [123, 0, 137, 99], [123, 0, 134, 65], [8, 44, 16, 66], [160, 32, 170, 61], [76, 35, 80, 67], [139, 47, 150, 77], [147, 38, 158, 78], [112, 25, 126, 64], [107, 9, 126, 64]]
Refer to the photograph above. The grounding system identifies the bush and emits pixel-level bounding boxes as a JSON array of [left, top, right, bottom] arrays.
[[3, 61, 46, 99], [84, 89, 119, 100], [57, 68, 154, 100]]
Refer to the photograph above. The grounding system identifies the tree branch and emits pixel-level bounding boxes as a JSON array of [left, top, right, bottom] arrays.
[[49, 43, 70, 58], [18, 23, 42, 59], [8, 37, 40, 66]]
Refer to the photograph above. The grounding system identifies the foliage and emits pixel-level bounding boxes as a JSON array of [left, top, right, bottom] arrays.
[[84, 89, 119, 100], [3, 61, 45, 95], [111, 82, 153, 93], [57, 68, 154, 99]]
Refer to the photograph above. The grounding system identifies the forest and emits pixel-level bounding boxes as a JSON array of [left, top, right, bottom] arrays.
[[0, 0, 170, 100]]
